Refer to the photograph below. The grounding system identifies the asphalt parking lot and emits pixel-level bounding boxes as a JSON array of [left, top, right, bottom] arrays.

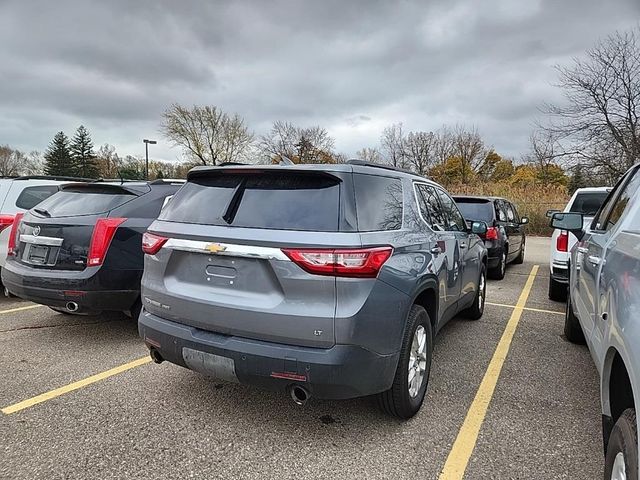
[[0, 237, 602, 480]]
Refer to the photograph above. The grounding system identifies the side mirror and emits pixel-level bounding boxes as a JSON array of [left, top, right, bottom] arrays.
[[546, 209, 560, 218], [520, 217, 529, 225], [470, 221, 488, 235], [550, 212, 584, 240]]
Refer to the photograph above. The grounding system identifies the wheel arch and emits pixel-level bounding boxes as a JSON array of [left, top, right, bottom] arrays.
[[411, 279, 439, 336], [602, 347, 636, 452]]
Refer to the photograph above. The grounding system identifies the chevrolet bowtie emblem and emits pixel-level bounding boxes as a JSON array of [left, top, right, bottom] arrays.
[[205, 243, 227, 254]]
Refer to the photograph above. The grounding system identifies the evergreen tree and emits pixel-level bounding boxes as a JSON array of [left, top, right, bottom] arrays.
[[43, 132, 73, 176], [69, 125, 99, 178]]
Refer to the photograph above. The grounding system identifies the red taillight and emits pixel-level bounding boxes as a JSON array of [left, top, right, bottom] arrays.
[[557, 230, 569, 252], [142, 232, 168, 255], [7, 213, 23, 256], [485, 226, 499, 241], [87, 218, 127, 266], [0, 214, 15, 232], [282, 246, 393, 278]]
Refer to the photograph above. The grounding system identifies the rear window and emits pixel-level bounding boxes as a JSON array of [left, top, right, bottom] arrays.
[[455, 199, 494, 223], [15, 185, 60, 210], [34, 189, 135, 217], [570, 192, 609, 216], [354, 174, 403, 231], [159, 172, 341, 231]]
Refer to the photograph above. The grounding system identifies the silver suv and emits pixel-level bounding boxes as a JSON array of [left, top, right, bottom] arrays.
[[552, 163, 640, 479], [138, 162, 488, 418]]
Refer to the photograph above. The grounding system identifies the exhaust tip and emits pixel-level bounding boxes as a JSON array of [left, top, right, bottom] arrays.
[[290, 385, 310, 406], [149, 348, 164, 364], [65, 302, 79, 312]]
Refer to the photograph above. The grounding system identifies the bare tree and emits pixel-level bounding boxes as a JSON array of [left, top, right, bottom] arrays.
[[405, 131, 436, 175], [543, 27, 640, 179], [356, 147, 383, 164], [0, 146, 25, 176], [161, 104, 254, 165], [380, 123, 408, 169], [450, 124, 486, 183], [258, 121, 335, 164]]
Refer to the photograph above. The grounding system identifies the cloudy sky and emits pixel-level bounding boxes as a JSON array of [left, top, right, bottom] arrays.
[[1, 0, 638, 163]]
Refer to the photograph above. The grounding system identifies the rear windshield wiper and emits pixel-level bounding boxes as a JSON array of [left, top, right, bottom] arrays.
[[33, 207, 51, 217], [222, 178, 247, 224]]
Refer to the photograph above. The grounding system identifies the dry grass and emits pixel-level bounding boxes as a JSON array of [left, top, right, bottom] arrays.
[[449, 183, 569, 236]]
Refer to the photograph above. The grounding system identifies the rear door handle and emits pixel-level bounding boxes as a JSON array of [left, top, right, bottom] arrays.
[[577, 247, 588, 254], [430, 246, 442, 255], [459, 242, 467, 249], [588, 255, 604, 266]]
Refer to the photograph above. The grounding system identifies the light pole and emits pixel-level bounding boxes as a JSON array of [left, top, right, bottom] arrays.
[[143, 139, 157, 180]]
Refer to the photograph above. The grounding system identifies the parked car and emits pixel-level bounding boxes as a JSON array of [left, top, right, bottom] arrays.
[[552, 164, 640, 480], [547, 186, 611, 301], [2, 179, 183, 316], [0, 175, 87, 289], [453, 196, 528, 280], [138, 161, 488, 419]]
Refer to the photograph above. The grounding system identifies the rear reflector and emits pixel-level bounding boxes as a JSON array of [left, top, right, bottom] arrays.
[[270, 372, 307, 382], [7, 213, 23, 256], [142, 232, 168, 255], [557, 230, 569, 252], [87, 218, 127, 266], [282, 246, 393, 278], [485, 226, 499, 241], [0, 214, 15, 232]]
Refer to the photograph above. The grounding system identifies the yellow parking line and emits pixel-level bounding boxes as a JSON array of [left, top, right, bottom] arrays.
[[0, 304, 44, 315], [486, 301, 564, 316], [439, 265, 539, 479], [2, 356, 151, 415]]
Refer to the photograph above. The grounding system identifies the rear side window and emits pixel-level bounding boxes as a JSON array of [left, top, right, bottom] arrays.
[[159, 172, 341, 231], [354, 174, 403, 231], [495, 201, 508, 222], [15, 185, 60, 210], [34, 189, 135, 217], [415, 183, 447, 230], [455, 200, 494, 223]]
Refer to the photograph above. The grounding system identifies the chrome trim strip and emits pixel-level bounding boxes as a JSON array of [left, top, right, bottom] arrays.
[[164, 238, 290, 261], [19, 234, 63, 246]]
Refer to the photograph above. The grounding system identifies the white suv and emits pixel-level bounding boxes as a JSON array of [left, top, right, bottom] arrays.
[[0, 176, 79, 285], [547, 186, 611, 301]]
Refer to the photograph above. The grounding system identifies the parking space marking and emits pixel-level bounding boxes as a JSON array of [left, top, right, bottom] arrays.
[[485, 301, 564, 316], [439, 265, 539, 480], [1, 356, 151, 415], [0, 304, 43, 315]]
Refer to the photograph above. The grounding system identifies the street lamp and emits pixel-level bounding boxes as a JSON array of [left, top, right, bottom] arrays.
[[143, 139, 157, 180]]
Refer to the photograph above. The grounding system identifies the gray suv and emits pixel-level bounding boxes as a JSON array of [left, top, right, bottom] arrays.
[[138, 162, 488, 418]]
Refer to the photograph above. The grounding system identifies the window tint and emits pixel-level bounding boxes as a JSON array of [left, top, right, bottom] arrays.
[[455, 200, 494, 223], [570, 192, 609, 216], [15, 185, 60, 210], [435, 189, 467, 232], [33, 190, 135, 217], [159, 172, 341, 231], [496, 202, 507, 222], [416, 184, 447, 230], [354, 174, 403, 231], [601, 170, 640, 231]]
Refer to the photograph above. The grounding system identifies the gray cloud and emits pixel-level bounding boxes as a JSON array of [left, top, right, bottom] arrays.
[[0, 0, 638, 162]]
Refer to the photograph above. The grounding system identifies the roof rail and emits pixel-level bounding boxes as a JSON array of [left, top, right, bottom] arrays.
[[218, 162, 248, 167], [346, 159, 415, 175], [14, 175, 96, 182]]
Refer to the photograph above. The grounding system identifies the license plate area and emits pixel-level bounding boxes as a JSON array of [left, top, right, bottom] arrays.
[[182, 347, 239, 383], [23, 244, 59, 266]]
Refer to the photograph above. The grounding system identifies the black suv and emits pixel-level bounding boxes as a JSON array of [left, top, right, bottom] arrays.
[[453, 196, 528, 279], [2, 179, 183, 316]]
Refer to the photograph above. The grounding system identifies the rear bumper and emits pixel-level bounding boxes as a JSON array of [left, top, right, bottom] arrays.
[[486, 245, 503, 268], [550, 262, 570, 284], [1, 260, 139, 311], [139, 310, 399, 400]]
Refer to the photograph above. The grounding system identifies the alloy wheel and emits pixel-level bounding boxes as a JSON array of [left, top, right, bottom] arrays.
[[408, 325, 428, 398], [611, 452, 627, 480]]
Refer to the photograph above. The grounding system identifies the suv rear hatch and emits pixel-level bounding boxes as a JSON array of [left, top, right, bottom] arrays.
[[11, 184, 141, 271], [143, 168, 365, 348]]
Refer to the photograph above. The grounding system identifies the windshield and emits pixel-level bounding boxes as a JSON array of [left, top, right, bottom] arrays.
[[569, 192, 609, 216]]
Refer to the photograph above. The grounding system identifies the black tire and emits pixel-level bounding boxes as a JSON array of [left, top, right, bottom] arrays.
[[548, 276, 567, 302], [377, 304, 433, 419], [129, 298, 142, 321], [488, 249, 506, 280], [604, 409, 638, 480], [464, 263, 487, 320], [513, 241, 525, 264], [49, 307, 72, 315], [564, 294, 585, 344]]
